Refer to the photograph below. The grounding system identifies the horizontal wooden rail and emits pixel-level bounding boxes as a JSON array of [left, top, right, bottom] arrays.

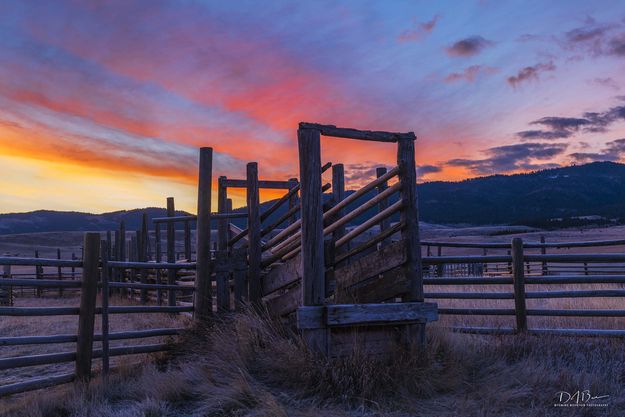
[[449, 327, 625, 338], [438, 308, 516, 315], [106, 282, 193, 291], [0, 279, 82, 288], [425, 292, 514, 299], [525, 253, 625, 262], [107, 261, 196, 269], [0, 328, 183, 347], [422, 238, 625, 249], [0, 307, 80, 316], [0, 373, 75, 397], [0, 351, 76, 370], [300, 122, 416, 142], [525, 290, 625, 298], [106, 306, 193, 314], [0, 257, 82, 267], [423, 277, 513, 285], [152, 215, 197, 223], [525, 275, 625, 284], [527, 309, 625, 317], [334, 221, 404, 264], [423, 255, 512, 264], [223, 179, 297, 190], [335, 200, 403, 248]]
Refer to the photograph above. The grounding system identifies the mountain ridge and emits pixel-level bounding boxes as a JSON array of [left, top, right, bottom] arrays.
[[1, 161, 624, 234]]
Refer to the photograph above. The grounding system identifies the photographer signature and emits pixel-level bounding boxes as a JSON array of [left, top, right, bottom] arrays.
[[556, 390, 610, 404]]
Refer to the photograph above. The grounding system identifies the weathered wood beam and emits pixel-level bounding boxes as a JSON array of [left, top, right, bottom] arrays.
[[299, 122, 416, 142], [194, 147, 213, 320]]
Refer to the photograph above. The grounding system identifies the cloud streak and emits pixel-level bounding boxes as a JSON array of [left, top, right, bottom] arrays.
[[445, 36, 494, 57]]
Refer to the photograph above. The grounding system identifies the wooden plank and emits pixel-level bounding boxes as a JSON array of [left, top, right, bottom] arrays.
[[345, 265, 408, 304], [166, 197, 177, 307], [298, 127, 325, 306], [223, 179, 297, 189], [100, 244, 110, 377], [397, 138, 423, 302], [217, 176, 228, 251], [325, 302, 438, 327], [376, 167, 390, 248], [511, 238, 527, 332], [140, 212, 148, 304], [215, 251, 230, 311], [335, 200, 402, 248], [0, 373, 75, 397], [261, 253, 302, 296], [266, 283, 301, 316], [296, 305, 325, 329], [299, 122, 416, 142], [195, 147, 213, 320], [334, 239, 406, 294], [335, 222, 403, 264], [75, 232, 100, 382], [247, 162, 262, 303], [331, 164, 346, 258]]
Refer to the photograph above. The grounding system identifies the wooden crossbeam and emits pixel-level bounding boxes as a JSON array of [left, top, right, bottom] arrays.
[[299, 122, 416, 142]]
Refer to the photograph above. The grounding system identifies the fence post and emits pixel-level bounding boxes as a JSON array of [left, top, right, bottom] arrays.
[[140, 213, 148, 304], [288, 177, 299, 226], [76, 232, 100, 382], [118, 221, 126, 296], [57, 248, 63, 297], [195, 147, 213, 320], [247, 162, 262, 303], [397, 135, 425, 346], [540, 235, 548, 275], [166, 197, 176, 307], [376, 167, 390, 248], [155, 222, 162, 305], [511, 237, 527, 333], [298, 126, 327, 353], [331, 164, 346, 262], [184, 220, 191, 261], [99, 243, 110, 380], [35, 250, 42, 297]]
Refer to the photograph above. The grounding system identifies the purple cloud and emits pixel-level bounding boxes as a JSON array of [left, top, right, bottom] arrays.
[[445, 36, 494, 57], [398, 15, 441, 42], [507, 62, 556, 87]]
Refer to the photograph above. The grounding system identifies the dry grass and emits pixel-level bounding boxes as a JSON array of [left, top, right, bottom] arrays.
[[1, 307, 624, 417]]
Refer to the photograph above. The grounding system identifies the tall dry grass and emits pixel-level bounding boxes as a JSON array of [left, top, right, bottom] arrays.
[[2, 307, 624, 417]]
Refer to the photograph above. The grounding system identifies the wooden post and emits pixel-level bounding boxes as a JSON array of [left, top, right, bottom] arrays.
[[140, 213, 148, 304], [155, 222, 162, 305], [183, 221, 191, 261], [331, 164, 346, 260], [35, 250, 42, 297], [166, 197, 176, 307], [288, 178, 299, 226], [247, 162, 262, 303], [118, 221, 126, 295], [397, 136, 425, 346], [436, 246, 443, 277], [71, 253, 76, 281], [511, 238, 527, 333], [540, 235, 548, 275], [376, 167, 390, 248], [100, 243, 110, 379], [297, 127, 327, 353], [76, 232, 100, 382], [194, 147, 213, 320], [217, 176, 228, 251], [57, 248, 63, 297]]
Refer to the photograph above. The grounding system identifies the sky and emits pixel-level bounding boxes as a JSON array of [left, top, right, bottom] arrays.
[[1, 0, 625, 214]]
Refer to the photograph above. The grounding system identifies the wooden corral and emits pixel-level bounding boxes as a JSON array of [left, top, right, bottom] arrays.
[[4, 121, 625, 397]]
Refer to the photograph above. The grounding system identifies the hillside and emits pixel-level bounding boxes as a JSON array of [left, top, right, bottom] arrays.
[[1, 161, 625, 234]]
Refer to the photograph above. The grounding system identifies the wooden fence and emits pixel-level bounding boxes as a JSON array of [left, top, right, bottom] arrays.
[[4, 124, 625, 396]]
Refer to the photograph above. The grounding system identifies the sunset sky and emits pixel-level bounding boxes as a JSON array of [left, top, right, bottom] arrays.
[[1, 1, 625, 214]]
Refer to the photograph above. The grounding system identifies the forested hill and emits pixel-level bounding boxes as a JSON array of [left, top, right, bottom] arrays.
[[2, 161, 625, 234]]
